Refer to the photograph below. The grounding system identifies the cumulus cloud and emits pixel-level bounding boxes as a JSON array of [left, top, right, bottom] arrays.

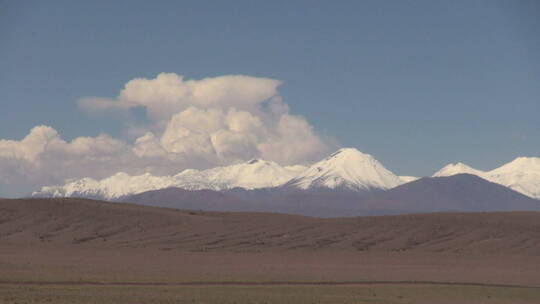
[[0, 126, 128, 192], [1, 73, 335, 196], [79, 73, 282, 121]]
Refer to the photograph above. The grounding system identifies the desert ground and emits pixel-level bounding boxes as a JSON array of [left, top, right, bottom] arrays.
[[1, 198, 539, 303]]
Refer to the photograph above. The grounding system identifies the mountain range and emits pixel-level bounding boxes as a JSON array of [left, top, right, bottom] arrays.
[[32, 148, 540, 216], [33, 148, 416, 199], [123, 174, 540, 217], [34, 147, 540, 200], [434, 157, 540, 199], [34, 159, 307, 200]]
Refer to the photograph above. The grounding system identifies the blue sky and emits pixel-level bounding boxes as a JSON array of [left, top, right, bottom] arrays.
[[1, 0, 539, 189]]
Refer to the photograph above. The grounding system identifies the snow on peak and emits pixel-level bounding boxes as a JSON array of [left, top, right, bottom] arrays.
[[33, 159, 307, 199], [173, 158, 307, 191], [433, 162, 485, 178], [488, 157, 540, 199], [34, 172, 178, 200], [432, 157, 540, 199], [285, 148, 404, 191], [33, 149, 540, 200], [490, 157, 540, 174], [399, 176, 419, 183]]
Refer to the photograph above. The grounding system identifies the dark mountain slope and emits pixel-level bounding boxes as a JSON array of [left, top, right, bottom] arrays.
[[121, 187, 253, 212], [120, 174, 540, 217], [372, 174, 540, 213]]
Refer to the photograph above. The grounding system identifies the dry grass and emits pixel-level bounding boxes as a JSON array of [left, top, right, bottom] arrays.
[[1, 283, 539, 304]]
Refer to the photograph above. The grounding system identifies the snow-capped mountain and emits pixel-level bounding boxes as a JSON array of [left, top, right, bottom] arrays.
[[34, 147, 539, 201], [433, 157, 540, 199], [488, 157, 540, 199], [433, 162, 486, 178], [34, 159, 306, 199], [284, 148, 407, 191], [35, 173, 180, 200], [172, 159, 306, 190], [33, 148, 411, 199], [399, 176, 419, 183]]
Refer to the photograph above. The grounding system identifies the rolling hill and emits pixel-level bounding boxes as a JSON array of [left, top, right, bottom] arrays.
[[2, 198, 540, 288], [1, 198, 539, 255]]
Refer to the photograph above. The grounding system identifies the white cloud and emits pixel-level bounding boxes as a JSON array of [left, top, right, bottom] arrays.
[[1, 73, 335, 196], [0, 126, 129, 193], [80, 73, 282, 121], [259, 114, 328, 164], [132, 132, 166, 158], [0, 125, 61, 162], [158, 107, 264, 163]]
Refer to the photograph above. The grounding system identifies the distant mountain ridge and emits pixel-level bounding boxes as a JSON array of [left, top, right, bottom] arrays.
[[433, 157, 540, 199], [33, 148, 540, 201], [374, 174, 540, 213], [283, 148, 405, 191], [123, 174, 540, 217], [34, 159, 307, 200], [33, 148, 414, 199]]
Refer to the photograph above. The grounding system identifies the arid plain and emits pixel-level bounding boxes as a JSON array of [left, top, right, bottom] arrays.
[[1, 198, 540, 303]]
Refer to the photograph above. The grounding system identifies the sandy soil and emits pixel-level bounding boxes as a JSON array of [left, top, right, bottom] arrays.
[[1, 198, 539, 289]]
